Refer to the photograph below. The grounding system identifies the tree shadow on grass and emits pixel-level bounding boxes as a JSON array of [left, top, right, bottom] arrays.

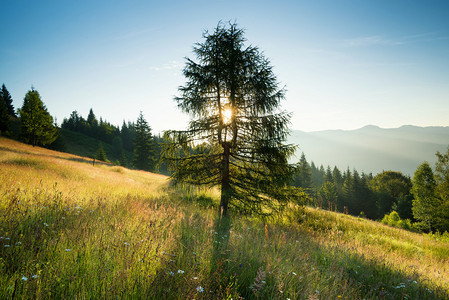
[[184, 213, 448, 299]]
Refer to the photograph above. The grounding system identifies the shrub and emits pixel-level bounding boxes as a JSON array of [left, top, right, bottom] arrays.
[[381, 211, 414, 231]]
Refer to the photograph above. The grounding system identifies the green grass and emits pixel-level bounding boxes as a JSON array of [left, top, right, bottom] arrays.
[[1, 137, 448, 299], [59, 128, 133, 165]]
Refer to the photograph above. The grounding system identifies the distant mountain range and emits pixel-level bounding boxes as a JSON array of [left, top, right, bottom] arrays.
[[288, 125, 449, 176]]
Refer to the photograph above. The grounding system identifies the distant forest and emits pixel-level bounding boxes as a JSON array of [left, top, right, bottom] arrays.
[[1, 83, 448, 234]]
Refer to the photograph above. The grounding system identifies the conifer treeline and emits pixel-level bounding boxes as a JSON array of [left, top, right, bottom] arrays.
[[294, 152, 413, 221], [61, 109, 162, 171]]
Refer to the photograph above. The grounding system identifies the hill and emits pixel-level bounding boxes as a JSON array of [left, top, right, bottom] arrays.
[[289, 125, 449, 175], [58, 128, 133, 165], [1, 137, 448, 299]]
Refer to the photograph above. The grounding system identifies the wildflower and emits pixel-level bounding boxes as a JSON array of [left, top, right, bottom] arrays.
[[32, 275, 38, 279], [5, 237, 10, 240], [43, 223, 49, 227], [124, 242, 130, 246], [196, 286, 204, 293], [177, 270, 185, 274], [21, 276, 28, 281], [61, 217, 65, 220], [193, 277, 198, 280], [4, 245, 10, 247], [65, 249, 72, 252], [169, 271, 174, 276], [292, 272, 297, 276], [15, 242, 22, 245]]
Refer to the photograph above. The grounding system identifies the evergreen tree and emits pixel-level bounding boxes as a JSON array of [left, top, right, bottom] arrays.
[[433, 148, 449, 231], [18, 88, 57, 146], [161, 22, 300, 216], [332, 166, 343, 188], [411, 162, 439, 231], [0, 91, 8, 135], [133, 112, 156, 171], [87, 108, 98, 127], [319, 181, 338, 211], [294, 152, 312, 190], [1, 84, 16, 117], [0, 84, 15, 135], [96, 143, 108, 162], [324, 166, 333, 183]]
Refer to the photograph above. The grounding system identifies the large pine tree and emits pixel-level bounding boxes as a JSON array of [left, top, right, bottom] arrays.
[[18, 88, 57, 146], [162, 22, 301, 216]]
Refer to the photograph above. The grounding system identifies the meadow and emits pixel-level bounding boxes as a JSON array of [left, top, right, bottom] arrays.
[[1, 137, 448, 299]]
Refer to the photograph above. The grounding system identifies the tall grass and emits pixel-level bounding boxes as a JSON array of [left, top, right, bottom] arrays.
[[1, 137, 448, 299]]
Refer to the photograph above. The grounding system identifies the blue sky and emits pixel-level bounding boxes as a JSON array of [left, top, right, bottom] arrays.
[[1, 0, 448, 133]]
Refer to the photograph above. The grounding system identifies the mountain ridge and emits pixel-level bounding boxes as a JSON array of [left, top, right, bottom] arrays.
[[288, 125, 449, 176]]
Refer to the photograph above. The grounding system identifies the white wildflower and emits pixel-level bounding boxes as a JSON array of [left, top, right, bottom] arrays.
[[196, 286, 204, 293], [21, 276, 28, 281], [177, 269, 185, 274]]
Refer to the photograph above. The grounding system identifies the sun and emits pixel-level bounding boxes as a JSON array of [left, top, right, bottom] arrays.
[[222, 107, 233, 125]]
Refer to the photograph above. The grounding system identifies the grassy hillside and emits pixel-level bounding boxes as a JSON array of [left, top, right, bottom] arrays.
[[59, 128, 133, 165], [1, 137, 448, 299]]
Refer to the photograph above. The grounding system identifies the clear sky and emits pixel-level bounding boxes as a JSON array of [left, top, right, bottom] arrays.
[[1, 0, 448, 134]]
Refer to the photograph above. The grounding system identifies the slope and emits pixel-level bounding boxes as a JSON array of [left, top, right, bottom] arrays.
[[0, 137, 448, 299]]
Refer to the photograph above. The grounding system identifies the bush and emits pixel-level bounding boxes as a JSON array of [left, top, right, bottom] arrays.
[[381, 211, 414, 231]]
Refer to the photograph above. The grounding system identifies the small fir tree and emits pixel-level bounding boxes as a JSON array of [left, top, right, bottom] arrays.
[[133, 112, 156, 171], [18, 88, 57, 146], [96, 143, 108, 162]]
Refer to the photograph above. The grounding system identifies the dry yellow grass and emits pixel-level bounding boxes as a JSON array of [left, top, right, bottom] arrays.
[[2, 136, 448, 299], [0, 137, 169, 204]]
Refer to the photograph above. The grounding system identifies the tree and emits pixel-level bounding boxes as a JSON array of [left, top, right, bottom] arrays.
[[0, 91, 8, 134], [87, 108, 98, 128], [1, 84, 16, 117], [370, 171, 413, 219], [96, 143, 108, 162], [319, 181, 338, 211], [161, 22, 300, 216], [411, 162, 440, 231], [18, 88, 57, 146], [0, 84, 15, 135], [133, 112, 156, 171], [294, 153, 312, 190]]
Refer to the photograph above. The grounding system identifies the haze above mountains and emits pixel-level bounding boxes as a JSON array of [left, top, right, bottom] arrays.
[[288, 125, 449, 176]]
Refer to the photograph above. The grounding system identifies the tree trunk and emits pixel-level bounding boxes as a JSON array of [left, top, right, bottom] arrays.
[[220, 142, 231, 217]]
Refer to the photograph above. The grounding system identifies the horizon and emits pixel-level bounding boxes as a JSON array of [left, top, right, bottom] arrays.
[[1, 0, 449, 134]]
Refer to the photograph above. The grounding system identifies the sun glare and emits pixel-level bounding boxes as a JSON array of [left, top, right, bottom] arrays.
[[222, 108, 233, 125]]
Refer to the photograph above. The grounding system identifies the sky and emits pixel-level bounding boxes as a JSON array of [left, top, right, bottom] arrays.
[[1, 0, 449, 134]]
